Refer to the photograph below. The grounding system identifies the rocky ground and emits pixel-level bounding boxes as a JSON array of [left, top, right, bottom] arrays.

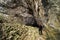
[[0, 0, 60, 40]]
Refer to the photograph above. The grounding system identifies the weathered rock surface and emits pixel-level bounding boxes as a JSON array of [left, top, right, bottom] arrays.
[[0, 0, 60, 40]]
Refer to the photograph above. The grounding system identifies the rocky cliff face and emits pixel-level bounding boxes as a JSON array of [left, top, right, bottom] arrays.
[[0, 0, 60, 40]]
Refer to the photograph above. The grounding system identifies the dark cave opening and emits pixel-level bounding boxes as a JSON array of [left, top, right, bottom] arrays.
[[25, 17, 43, 35]]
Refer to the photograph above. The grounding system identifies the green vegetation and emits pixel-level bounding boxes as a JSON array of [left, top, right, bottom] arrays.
[[0, 0, 60, 40]]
